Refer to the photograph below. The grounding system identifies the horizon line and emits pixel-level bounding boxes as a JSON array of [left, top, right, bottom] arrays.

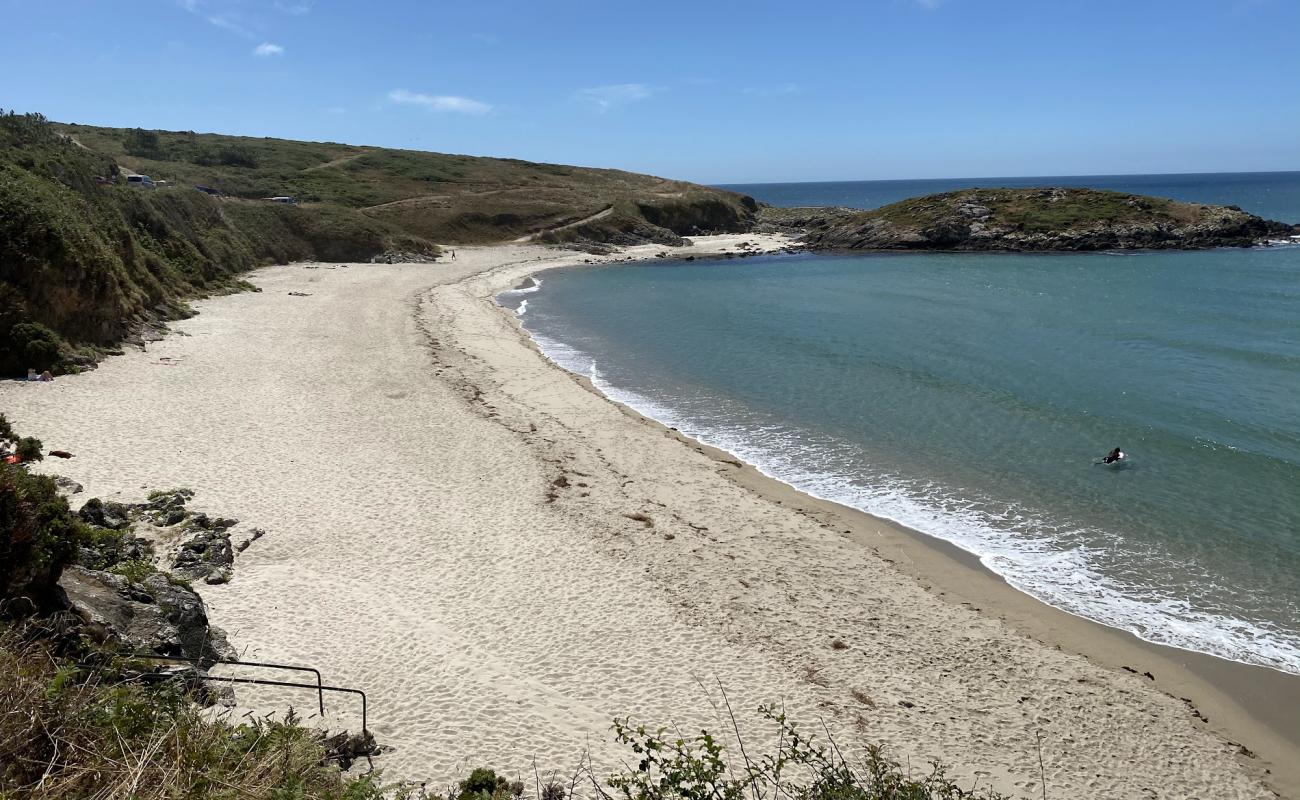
[[715, 168, 1300, 187]]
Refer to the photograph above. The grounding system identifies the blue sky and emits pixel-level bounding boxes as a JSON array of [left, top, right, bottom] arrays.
[[2, 0, 1298, 183]]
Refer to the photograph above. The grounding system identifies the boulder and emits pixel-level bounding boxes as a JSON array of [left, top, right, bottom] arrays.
[[141, 488, 195, 526], [58, 566, 234, 667], [54, 476, 83, 495], [173, 528, 235, 583], [78, 497, 134, 530]]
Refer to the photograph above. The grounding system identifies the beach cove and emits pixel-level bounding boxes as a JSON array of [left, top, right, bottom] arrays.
[[2, 237, 1296, 798]]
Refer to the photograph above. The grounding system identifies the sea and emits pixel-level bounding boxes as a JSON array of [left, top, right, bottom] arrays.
[[499, 172, 1300, 675]]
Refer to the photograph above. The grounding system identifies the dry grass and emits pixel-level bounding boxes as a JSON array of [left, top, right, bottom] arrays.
[[0, 627, 392, 800]]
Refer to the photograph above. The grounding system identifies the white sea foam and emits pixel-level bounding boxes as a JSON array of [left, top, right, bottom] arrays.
[[497, 280, 541, 315], [523, 321, 1300, 676], [498, 277, 543, 296]]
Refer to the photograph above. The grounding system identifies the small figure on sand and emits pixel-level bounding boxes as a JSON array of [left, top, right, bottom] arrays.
[[26, 368, 38, 381], [40, 370, 53, 382], [1100, 447, 1126, 465]]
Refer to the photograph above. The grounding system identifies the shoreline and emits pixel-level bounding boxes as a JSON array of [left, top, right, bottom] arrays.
[[476, 244, 1300, 795], [1, 237, 1293, 797]]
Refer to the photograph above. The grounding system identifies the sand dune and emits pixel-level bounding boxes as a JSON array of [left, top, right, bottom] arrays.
[[0, 237, 1284, 798]]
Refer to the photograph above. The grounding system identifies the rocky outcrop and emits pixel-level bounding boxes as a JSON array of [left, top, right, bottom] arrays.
[[754, 204, 861, 236], [52, 486, 257, 665], [78, 497, 134, 530], [59, 566, 234, 667], [799, 188, 1293, 252], [173, 519, 237, 585]]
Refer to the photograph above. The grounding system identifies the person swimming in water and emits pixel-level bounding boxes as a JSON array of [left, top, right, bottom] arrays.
[[1101, 447, 1125, 464]]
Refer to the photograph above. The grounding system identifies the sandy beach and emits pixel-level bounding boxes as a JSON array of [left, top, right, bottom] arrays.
[[3, 237, 1295, 798]]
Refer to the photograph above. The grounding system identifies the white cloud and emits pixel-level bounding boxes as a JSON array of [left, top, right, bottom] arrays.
[[206, 14, 255, 38], [576, 83, 655, 111], [253, 41, 284, 56], [388, 89, 492, 115], [177, 1, 259, 39], [742, 82, 801, 97]]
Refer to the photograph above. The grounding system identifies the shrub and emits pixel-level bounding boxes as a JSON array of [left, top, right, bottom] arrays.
[[195, 144, 259, 168], [14, 436, 43, 463], [458, 768, 509, 800], [123, 127, 164, 158], [0, 468, 84, 615], [601, 705, 1007, 800], [108, 557, 157, 584], [7, 321, 63, 373]]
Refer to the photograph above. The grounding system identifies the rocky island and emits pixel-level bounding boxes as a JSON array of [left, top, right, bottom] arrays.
[[772, 187, 1296, 252]]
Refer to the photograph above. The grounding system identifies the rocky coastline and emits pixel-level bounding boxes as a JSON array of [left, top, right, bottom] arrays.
[[767, 187, 1297, 252]]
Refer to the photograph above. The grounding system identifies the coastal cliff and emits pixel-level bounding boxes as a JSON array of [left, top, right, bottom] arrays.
[[0, 111, 754, 376], [796, 188, 1293, 251]]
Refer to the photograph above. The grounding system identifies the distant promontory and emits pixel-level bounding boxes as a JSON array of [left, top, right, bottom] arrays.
[[761, 188, 1296, 252]]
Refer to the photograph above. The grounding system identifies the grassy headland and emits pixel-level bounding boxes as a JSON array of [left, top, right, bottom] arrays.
[[0, 112, 755, 377], [55, 121, 756, 246], [795, 187, 1292, 251]]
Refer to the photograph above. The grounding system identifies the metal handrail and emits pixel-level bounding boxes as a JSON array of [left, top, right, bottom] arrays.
[[125, 654, 326, 716], [84, 652, 370, 735], [198, 674, 368, 734]]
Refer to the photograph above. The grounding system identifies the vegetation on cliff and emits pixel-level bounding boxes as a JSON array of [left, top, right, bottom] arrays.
[[0, 111, 429, 376], [799, 187, 1289, 251], [57, 121, 756, 247], [0, 111, 754, 377]]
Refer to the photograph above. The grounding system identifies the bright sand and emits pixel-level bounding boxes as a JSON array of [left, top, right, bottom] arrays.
[[3, 237, 1296, 798]]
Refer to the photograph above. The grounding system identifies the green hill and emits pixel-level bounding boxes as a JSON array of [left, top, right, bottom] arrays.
[[0, 112, 756, 377], [798, 187, 1288, 251], [56, 122, 756, 245]]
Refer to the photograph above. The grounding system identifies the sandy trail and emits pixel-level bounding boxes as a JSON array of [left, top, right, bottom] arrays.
[[0, 238, 1281, 798], [512, 207, 613, 242]]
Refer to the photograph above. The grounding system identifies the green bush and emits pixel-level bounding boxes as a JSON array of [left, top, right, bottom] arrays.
[[458, 768, 509, 800], [108, 557, 157, 584], [196, 143, 259, 169], [14, 437, 43, 463], [122, 127, 164, 158], [8, 321, 63, 372], [0, 418, 86, 614]]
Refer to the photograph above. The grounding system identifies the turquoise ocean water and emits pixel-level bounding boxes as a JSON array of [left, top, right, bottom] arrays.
[[502, 173, 1300, 674]]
